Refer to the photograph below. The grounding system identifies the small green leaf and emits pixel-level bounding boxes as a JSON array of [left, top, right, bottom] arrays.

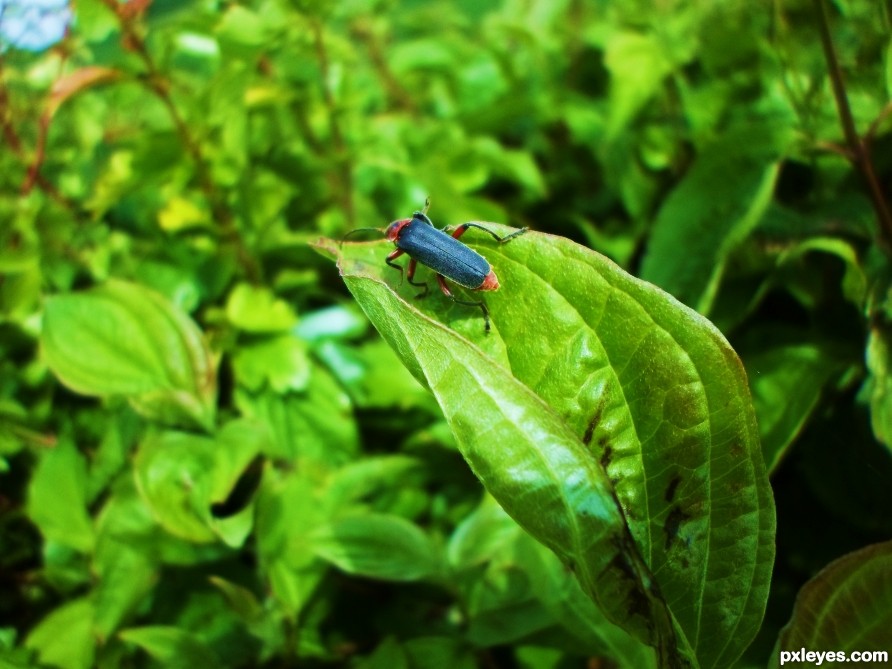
[[208, 576, 263, 621], [313, 514, 441, 582], [604, 32, 674, 139], [317, 226, 775, 668], [133, 421, 263, 546], [640, 128, 785, 313], [41, 280, 216, 431], [92, 490, 159, 641], [232, 335, 310, 392], [216, 6, 267, 48], [225, 283, 297, 333], [27, 440, 94, 554], [448, 495, 522, 570], [865, 323, 892, 451], [357, 637, 410, 669], [324, 455, 422, 511], [779, 238, 868, 307], [255, 469, 328, 618], [403, 637, 476, 669], [235, 362, 358, 465], [773, 541, 892, 665], [24, 598, 95, 669], [119, 626, 219, 669], [745, 342, 846, 471]]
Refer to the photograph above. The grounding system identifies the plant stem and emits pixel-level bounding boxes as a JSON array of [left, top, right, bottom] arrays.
[[813, 0, 892, 254], [311, 19, 355, 228], [101, 0, 260, 282], [0, 60, 81, 213]]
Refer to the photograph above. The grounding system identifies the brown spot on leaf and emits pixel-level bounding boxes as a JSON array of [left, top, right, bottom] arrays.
[[729, 440, 744, 458], [664, 505, 692, 552], [664, 474, 682, 503], [582, 398, 607, 446]]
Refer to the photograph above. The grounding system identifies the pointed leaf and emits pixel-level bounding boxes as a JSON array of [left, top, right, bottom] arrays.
[[313, 514, 441, 583], [773, 541, 892, 665], [865, 323, 892, 451], [315, 226, 775, 668], [640, 128, 785, 313], [604, 32, 675, 139], [24, 598, 95, 669], [41, 280, 216, 430], [46, 67, 121, 118], [133, 421, 263, 545], [26, 439, 94, 554], [119, 627, 218, 669]]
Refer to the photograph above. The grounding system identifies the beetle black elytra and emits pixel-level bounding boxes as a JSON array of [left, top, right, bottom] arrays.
[[343, 202, 527, 333]]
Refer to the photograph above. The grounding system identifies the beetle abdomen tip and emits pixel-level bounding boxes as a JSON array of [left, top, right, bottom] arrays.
[[479, 270, 500, 291]]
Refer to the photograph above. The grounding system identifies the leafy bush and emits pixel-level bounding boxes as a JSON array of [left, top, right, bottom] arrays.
[[1, 0, 890, 667]]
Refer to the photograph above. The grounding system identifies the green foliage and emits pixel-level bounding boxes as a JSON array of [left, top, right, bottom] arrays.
[[321, 226, 774, 666], [2, 0, 892, 668], [771, 541, 892, 664], [41, 280, 217, 430]]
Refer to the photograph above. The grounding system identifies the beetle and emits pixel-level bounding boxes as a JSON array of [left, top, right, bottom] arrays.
[[344, 203, 527, 333]]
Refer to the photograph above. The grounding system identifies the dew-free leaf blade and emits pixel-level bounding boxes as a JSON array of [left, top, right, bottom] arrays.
[[772, 541, 892, 665], [41, 280, 216, 430], [640, 127, 787, 313], [313, 514, 441, 583], [340, 273, 693, 663], [119, 626, 219, 669], [27, 438, 94, 554], [315, 237, 694, 664], [24, 598, 95, 669], [744, 342, 846, 472], [315, 225, 774, 668], [133, 421, 263, 546]]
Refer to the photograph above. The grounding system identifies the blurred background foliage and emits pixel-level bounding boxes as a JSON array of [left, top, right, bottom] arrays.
[[1, 0, 892, 667]]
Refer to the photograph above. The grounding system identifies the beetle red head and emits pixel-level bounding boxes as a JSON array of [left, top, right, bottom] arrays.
[[385, 218, 412, 242]]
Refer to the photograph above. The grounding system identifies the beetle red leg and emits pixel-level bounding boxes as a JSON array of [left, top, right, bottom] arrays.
[[385, 248, 406, 285], [407, 258, 429, 298], [436, 274, 490, 333]]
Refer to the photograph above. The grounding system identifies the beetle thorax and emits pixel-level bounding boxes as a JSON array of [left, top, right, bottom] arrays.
[[386, 219, 412, 242]]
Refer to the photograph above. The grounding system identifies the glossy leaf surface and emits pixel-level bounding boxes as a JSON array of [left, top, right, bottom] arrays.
[[317, 228, 775, 667]]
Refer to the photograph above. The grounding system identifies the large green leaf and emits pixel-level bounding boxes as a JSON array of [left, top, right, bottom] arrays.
[[41, 280, 216, 431], [772, 541, 892, 666], [315, 227, 774, 668], [639, 128, 785, 313]]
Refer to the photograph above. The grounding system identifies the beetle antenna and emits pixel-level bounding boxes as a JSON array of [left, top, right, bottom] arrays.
[[340, 227, 385, 246], [422, 197, 431, 215]]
